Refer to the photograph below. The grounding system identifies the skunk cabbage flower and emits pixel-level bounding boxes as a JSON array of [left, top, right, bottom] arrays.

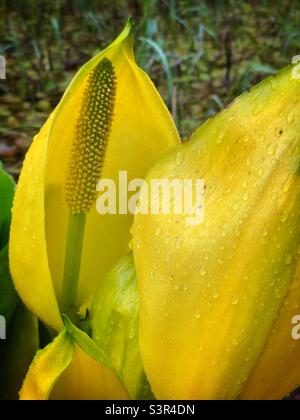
[[9, 20, 179, 400], [9, 19, 179, 331], [133, 65, 300, 400]]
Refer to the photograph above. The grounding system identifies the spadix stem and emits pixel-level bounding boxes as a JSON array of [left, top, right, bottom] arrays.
[[61, 212, 86, 322], [61, 58, 116, 324]]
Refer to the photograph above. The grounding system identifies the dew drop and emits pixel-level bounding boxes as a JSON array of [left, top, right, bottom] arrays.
[[270, 77, 279, 91], [280, 212, 288, 223], [213, 291, 220, 299], [200, 268, 207, 276], [217, 133, 224, 144], [287, 112, 295, 124], [282, 180, 291, 193], [235, 228, 241, 237], [285, 254, 293, 265], [129, 224, 134, 236], [267, 143, 276, 156], [176, 151, 184, 166], [155, 227, 161, 237], [231, 295, 239, 305]]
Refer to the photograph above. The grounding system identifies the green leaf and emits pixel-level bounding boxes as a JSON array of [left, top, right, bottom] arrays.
[[0, 161, 15, 250], [19, 328, 73, 400], [0, 303, 39, 400], [91, 253, 154, 400], [63, 315, 117, 378], [0, 245, 18, 323], [0, 165, 39, 401], [0, 162, 18, 322]]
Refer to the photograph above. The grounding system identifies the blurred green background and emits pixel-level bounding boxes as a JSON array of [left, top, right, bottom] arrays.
[[1, 0, 300, 177]]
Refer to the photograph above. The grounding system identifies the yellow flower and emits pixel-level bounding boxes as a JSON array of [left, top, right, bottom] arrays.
[[133, 65, 300, 400], [10, 20, 179, 400], [20, 328, 128, 401], [20, 253, 152, 400], [9, 19, 179, 331]]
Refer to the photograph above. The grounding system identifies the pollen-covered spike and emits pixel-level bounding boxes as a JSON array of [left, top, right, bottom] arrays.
[[65, 57, 116, 214]]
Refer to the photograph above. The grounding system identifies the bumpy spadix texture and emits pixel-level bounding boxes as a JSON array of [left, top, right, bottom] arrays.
[[133, 65, 300, 400], [65, 58, 116, 214]]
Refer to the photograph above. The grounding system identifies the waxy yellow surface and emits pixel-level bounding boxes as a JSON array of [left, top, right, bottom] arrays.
[[20, 329, 128, 400], [133, 66, 300, 399], [20, 329, 73, 400]]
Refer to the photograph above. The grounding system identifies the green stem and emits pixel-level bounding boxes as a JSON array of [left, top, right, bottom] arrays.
[[61, 212, 86, 323]]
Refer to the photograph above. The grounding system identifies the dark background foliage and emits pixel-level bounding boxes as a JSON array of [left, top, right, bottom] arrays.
[[1, 0, 300, 177]]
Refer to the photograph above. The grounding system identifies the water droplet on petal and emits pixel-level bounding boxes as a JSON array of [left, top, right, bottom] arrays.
[[176, 151, 184, 166], [200, 268, 207, 276], [285, 254, 293, 265], [231, 295, 239, 305]]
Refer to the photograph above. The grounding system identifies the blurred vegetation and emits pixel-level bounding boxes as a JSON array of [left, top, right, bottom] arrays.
[[1, 0, 300, 177]]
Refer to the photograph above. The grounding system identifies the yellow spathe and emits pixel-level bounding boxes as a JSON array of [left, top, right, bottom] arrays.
[[50, 345, 128, 401], [9, 20, 180, 332], [20, 329, 128, 400], [20, 330, 73, 400], [133, 66, 300, 400]]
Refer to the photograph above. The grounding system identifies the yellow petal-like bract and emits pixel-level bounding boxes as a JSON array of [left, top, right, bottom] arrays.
[[133, 66, 300, 400], [20, 329, 128, 400], [50, 345, 128, 400], [20, 329, 74, 400], [9, 20, 180, 331]]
